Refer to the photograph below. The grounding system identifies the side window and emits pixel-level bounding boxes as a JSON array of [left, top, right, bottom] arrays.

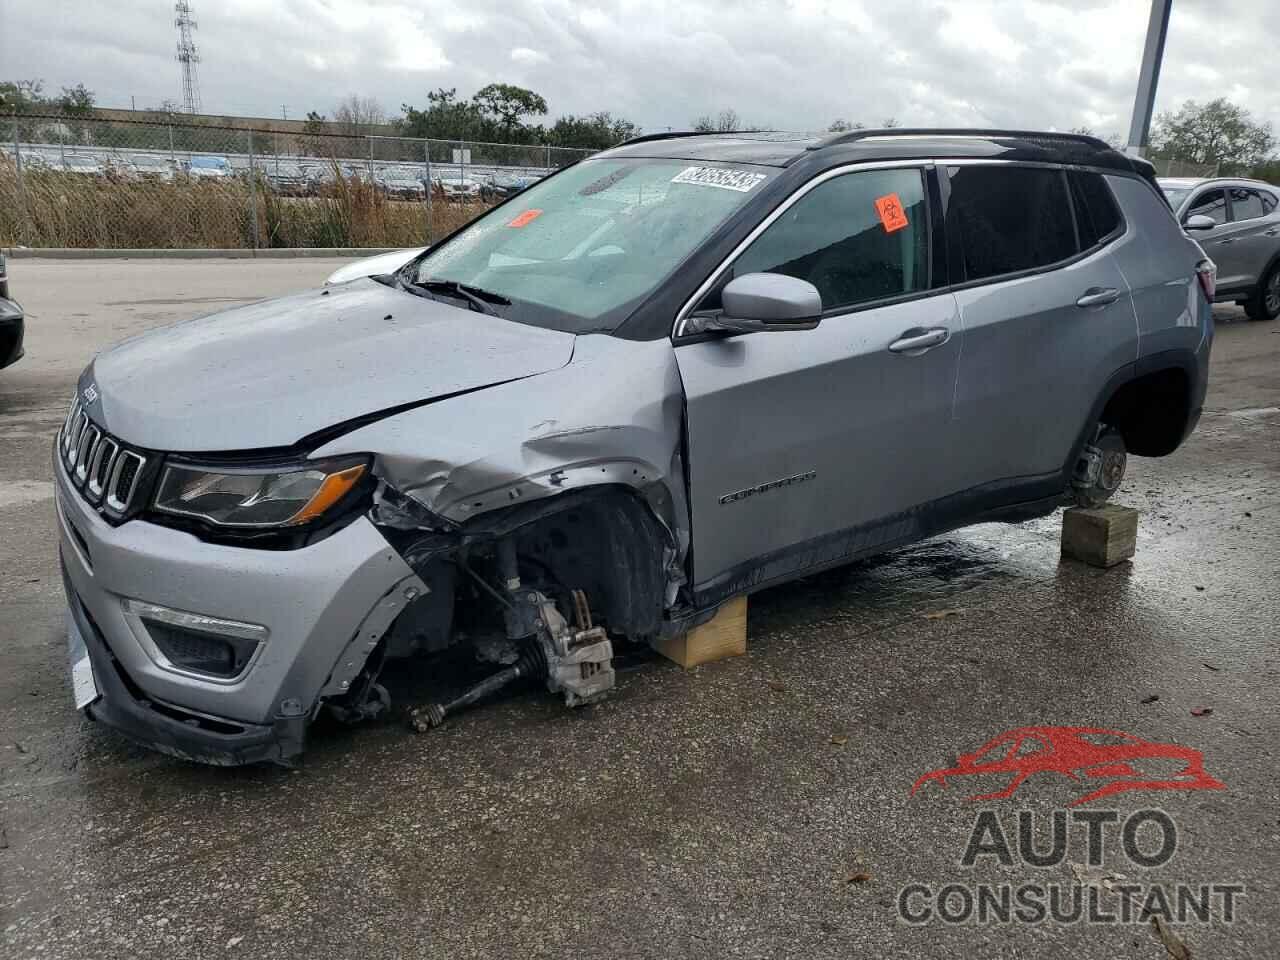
[[1262, 191, 1278, 215], [1228, 187, 1266, 222], [729, 168, 929, 312], [1186, 189, 1227, 225], [947, 165, 1077, 281], [1069, 171, 1123, 248]]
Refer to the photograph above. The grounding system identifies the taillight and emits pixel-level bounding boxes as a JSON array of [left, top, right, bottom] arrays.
[[1196, 258, 1217, 302]]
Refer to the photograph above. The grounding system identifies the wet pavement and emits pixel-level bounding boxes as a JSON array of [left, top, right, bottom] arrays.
[[2, 258, 1279, 959]]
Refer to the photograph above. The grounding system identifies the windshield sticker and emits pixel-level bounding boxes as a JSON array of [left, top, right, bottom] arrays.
[[506, 208, 543, 228], [875, 193, 910, 233], [671, 166, 767, 192]]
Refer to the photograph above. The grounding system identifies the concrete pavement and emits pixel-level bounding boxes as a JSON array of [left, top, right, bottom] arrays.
[[2, 258, 1278, 959]]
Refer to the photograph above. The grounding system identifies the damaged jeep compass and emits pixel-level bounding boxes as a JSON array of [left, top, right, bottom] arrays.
[[55, 130, 1213, 765]]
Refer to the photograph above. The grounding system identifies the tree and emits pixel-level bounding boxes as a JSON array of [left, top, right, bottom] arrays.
[[301, 111, 330, 157], [692, 108, 741, 133], [828, 119, 863, 133], [333, 94, 387, 137], [473, 83, 547, 131], [399, 87, 487, 142], [1068, 126, 1122, 149], [881, 117, 901, 128], [1151, 98, 1276, 170], [546, 112, 638, 150], [58, 83, 95, 117], [0, 79, 46, 114]]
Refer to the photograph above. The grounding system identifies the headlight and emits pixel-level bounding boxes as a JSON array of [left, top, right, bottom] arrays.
[[153, 457, 368, 528]]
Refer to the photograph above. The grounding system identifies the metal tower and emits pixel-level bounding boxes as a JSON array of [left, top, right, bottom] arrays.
[[175, 1, 202, 114]]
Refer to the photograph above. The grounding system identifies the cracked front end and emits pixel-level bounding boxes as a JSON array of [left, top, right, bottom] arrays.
[[54, 410, 420, 765], [54, 332, 690, 765]]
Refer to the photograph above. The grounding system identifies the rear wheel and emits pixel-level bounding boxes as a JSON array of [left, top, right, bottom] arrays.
[[1244, 263, 1280, 321]]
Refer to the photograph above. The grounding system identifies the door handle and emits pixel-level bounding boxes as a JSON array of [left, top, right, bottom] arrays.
[[888, 327, 950, 354], [1265, 228, 1280, 237], [1075, 287, 1121, 308], [1215, 237, 1235, 245]]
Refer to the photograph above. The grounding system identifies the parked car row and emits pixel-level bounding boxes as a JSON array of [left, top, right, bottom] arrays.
[[6, 148, 546, 202]]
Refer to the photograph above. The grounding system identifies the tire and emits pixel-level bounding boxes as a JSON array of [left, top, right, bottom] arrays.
[[1071, 426, 1127, 508], [1244, 263, 1280, 321]]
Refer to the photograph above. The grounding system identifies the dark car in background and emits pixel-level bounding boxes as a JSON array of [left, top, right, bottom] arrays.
[[480, 174, 534, 202], [263, 162, 312, 197], [0, 253, 24, 371], [377, 170, 428, 200]]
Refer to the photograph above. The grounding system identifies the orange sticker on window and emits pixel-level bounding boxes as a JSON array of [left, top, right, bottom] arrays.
[[507, 208, 542, 228], [875, 194, 909, 233]]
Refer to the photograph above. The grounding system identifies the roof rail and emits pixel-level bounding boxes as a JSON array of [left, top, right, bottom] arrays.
[[815, 127, 1113, 151], [615, 130, 716, 147]]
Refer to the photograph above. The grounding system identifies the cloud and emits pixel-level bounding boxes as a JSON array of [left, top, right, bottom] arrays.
[[510, 47, 550, 66], [2, 0, 1277, 141]]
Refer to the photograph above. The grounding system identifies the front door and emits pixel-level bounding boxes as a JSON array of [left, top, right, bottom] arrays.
[[675, 166, 961, 595], [1215, 186, 1280, 294]]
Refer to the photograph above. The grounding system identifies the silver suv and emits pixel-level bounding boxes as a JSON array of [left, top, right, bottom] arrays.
[[1160, 176, 1280, 321], [56, 130, 1213, 765]]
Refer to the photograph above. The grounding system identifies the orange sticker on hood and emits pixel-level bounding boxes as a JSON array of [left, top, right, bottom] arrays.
[[875, 194, 909, 233], [507, 208, 543, 228]]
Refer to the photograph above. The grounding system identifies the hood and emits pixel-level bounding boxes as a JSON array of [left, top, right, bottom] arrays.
[[85, 279, 575, 452], [326, 248, 426, 285]]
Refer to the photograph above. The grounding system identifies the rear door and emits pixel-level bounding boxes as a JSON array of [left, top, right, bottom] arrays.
[[945, 164, 1137, 490], [675, 165, 962, 593]]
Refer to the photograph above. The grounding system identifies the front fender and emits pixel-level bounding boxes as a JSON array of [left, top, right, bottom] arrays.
[[313, 334, 690, 554]]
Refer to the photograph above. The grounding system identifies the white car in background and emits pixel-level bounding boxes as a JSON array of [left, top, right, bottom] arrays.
[[325, 247, 427, 285], [435, 176, 482, 201]]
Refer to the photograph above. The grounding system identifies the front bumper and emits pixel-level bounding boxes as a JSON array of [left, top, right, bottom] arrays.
[[54, 451, 418, 764], [64, 565, 299, 765]]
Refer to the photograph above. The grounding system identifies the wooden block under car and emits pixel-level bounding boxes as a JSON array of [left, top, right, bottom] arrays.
[[1061, 504, 1138, 568], [653, 595, 748, 668]]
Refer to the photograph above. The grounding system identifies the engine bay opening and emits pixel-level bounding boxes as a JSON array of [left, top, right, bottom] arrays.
[[324, 486, 674, 730]]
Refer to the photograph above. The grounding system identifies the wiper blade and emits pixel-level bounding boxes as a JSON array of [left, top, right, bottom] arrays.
[[415, 278, 511, 315]]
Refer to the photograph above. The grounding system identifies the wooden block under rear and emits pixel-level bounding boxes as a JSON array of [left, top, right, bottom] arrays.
[[1061, 504, 1138, 568], [653, 595, 747, 668]]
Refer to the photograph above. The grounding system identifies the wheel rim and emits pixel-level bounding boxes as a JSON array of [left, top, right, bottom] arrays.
[[1267, 270, 1280, 315]]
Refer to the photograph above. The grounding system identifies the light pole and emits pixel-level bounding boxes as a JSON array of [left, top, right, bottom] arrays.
[[1126, 0, 1173, 156]]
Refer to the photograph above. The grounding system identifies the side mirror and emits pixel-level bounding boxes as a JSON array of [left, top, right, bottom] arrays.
[[686, 272, 823, 335], [1184, 214, 1217, 231]]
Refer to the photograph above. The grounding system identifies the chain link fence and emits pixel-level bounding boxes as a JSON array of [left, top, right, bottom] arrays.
[[1147, 156, 1221, 179], [0, 114, 595, 249]]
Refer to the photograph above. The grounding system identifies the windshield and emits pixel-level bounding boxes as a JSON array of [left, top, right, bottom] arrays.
[[1161, 186, 1192, 209], [68, 156, 97, 168], [410, 158, 775, 333], [191, 157, 227, 169]]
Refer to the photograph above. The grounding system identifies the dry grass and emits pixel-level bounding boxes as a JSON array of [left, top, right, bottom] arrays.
[[0, 158, 489, 249]]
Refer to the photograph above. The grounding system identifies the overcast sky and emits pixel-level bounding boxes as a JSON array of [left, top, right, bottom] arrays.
[[3, 0, 1277, 140]]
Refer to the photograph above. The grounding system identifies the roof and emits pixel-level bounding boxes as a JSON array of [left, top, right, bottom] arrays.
[[600, 128, 1156, 179]]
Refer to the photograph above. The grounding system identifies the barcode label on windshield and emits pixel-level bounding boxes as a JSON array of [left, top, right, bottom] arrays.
[[671, 166, 767, 192]]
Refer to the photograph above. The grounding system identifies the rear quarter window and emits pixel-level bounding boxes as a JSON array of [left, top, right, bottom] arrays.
[[1070, 171, 1123, 247]]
